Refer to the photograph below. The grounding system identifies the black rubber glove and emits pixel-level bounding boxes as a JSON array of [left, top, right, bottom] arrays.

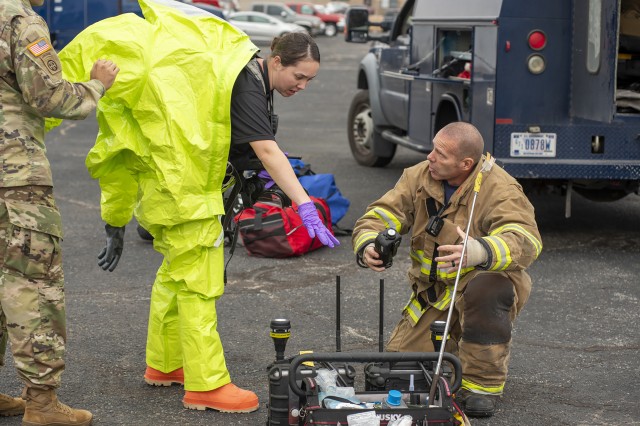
[[98, 224, 125, 272]]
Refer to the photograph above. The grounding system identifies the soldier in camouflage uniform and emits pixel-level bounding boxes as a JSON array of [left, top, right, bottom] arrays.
[[0, 0, 119, 424]]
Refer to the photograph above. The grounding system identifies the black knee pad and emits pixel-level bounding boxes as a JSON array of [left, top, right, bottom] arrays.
[[461, 274, 515, 345]]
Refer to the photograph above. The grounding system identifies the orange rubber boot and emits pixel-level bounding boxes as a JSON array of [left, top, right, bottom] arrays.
[[144, 367, 184, 387], [183, 383, 259, 413]]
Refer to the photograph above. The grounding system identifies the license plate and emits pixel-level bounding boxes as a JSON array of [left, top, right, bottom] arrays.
[[510, 133, 557, 157]]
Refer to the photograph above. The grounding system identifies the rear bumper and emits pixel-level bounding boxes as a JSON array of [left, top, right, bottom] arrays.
[[493, 122, 640, 180]]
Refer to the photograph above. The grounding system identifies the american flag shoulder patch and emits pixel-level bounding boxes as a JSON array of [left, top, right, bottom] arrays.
[[27, 38, 52, 57]]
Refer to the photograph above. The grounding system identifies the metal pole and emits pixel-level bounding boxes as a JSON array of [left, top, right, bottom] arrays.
[[379, 279, 384, 352], [428, 155, 494, 405], [336, 275, 341, 352]]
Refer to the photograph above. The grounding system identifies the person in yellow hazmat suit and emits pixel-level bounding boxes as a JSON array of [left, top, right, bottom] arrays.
[[48, 0, 338, 414]]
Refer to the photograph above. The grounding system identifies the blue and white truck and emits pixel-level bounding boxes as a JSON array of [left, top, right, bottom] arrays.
[[345, 0, 640, 213]]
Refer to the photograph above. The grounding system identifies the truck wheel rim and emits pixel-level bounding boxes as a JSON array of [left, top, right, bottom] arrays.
[[353, 109, 373, 150]]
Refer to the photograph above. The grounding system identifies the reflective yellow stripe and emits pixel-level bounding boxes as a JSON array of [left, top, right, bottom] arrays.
[[432, 284, 453, 310], [408, 249, 469, 310], [484, 235, 511, 271], [461, 378, 504, 395], [403, 286, 453, 324], [433, 334, 449, 340], [363, 207, 402, 232], [410, 249, 473, 281], [354, 231, 378, 253], [491, 224, 542, 257], [269, 332, 291, 338], [404, 249, 478, 316], [404, 296, 425, 324]]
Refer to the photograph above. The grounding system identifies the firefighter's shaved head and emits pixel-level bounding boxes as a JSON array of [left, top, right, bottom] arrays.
[[439, 122, 484, 164]]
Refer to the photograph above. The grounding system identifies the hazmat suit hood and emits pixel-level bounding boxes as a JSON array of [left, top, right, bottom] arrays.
[[47, 0, 258, 239]]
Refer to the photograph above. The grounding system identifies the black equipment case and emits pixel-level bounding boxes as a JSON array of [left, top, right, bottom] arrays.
[[265, 277, 470, 426]]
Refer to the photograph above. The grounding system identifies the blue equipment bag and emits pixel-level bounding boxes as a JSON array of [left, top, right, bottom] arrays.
[[289, 158, 350, 226], [299, 174, 349, 225]]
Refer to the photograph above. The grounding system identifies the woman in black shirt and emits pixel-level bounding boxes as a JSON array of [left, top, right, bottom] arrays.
[[229, 32, 339, 248]]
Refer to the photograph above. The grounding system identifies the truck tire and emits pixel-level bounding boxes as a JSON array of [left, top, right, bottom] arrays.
[[324, 23, 337, 37], [348, 90, 395, 167]]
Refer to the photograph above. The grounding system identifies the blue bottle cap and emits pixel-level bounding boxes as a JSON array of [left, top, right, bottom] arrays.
[[386, 389, 402, 406]]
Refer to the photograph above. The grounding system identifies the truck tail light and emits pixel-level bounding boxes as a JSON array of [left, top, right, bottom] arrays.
[[528, 30, 546, 50], [527, 30, 546, 74], [527, 54, 546, 74]]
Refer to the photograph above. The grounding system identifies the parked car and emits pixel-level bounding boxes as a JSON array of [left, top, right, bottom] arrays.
[[251, 2, 325, 36], [325, 1, 350, 15], [192, 0, 240, 14], [193, 0, 220, 7], [286, 2, 344, 37], [227, 11, 306, 43], [173, 1, 226, 19]]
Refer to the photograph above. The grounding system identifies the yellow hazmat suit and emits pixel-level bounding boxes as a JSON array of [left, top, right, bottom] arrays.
[[48, 0, 258, 390]]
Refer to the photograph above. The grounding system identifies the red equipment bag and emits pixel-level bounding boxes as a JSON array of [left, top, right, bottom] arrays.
[[234, 193, 333, 258]]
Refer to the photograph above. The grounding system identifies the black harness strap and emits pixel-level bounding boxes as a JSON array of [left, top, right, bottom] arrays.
[[222, 166, 245, 232], [427, 198, 440, 284]]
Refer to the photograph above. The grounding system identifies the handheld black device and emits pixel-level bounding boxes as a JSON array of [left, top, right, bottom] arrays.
[[374, 228, 402, 268]]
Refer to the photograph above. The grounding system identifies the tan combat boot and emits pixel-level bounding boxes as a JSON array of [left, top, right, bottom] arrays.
[[22, 388, 92, 426], [0, 392, 25, 416]]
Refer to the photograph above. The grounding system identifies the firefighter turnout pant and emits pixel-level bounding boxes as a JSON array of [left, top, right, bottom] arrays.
[[0, 186, 66, 390], [145, 218, 231, 392], [387, 273, 520, 396]]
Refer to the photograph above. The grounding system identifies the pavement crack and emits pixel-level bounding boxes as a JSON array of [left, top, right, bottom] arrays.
[[518, 338, 640, 352]]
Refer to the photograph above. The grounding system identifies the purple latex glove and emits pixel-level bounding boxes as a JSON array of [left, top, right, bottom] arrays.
[[257, 152, 291, 189], [257, 170, 276, 189], [298, 201, 340, 248]]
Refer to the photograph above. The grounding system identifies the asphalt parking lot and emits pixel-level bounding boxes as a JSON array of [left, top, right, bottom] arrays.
[[1, 36, 639, 426]]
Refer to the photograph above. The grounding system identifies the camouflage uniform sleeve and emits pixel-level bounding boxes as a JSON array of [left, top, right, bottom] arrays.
[[11, 15, 105, 119]]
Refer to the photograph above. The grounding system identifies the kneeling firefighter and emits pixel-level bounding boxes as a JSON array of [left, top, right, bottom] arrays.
[[48, 0, 336, 414], [352, 122, 542, 417]]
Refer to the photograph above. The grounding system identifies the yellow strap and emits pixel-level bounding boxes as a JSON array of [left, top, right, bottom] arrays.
[[269, 332, 291, 338], [461, 378, 504, 395]]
